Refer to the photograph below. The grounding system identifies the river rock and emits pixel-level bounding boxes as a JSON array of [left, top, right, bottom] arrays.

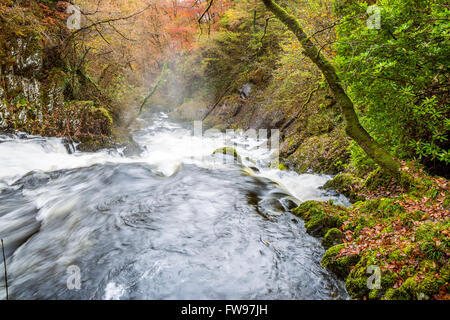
[[122, 137, 144, 157], [212, 147, 242, 164]]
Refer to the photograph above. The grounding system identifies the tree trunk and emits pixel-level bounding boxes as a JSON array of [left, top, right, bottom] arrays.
[[260, 0, 402, 176]]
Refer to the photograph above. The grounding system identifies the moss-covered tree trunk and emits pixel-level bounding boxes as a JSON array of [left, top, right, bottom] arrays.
[[261, 0, 402, 176]]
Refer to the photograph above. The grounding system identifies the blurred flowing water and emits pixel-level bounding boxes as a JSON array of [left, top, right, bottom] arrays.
[[0, 111, 349, 300]]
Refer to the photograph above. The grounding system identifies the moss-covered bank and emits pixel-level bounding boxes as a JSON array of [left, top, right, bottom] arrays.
[[292, 169, 449, 300]]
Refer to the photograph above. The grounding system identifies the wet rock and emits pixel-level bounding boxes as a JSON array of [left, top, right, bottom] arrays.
[[0, 6, 118, 147], [61, 137, 76, 154], [251, 109, 285, 130], [249, 166, 260, 173], [322, 173, 365, 203], [77, 135, 112, 152], [212, 147, 242, 164], [259, 198, 286, 214], [122, 137, 144, 157], [239, 83, 252, 99], [280, 197, 298, 211]]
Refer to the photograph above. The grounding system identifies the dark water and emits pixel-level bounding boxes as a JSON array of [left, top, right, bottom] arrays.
[[0, 112, 348, 300]]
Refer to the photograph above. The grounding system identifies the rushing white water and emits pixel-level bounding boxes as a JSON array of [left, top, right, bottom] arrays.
[[0, 113, 348, 205], [0, 135, 126, 185], [0, 111, 349, 300]]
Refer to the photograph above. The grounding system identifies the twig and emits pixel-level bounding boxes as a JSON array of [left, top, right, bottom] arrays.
[[198, 0, 214, 24], [66, 3, 153, 42], [197, 0, 214, 35], [202, 85, 232, 121], [260, 17, 273, 42], [1, 239, 8, 300], [139, 64, 168, 115], [281, 82, 321, 132], [126, 64, 169, 128]]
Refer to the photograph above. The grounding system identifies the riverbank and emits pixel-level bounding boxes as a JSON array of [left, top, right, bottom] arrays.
[[293, 165, 449, 300]]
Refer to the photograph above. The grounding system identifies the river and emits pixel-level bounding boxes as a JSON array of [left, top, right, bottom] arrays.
[[0, 111, 349, 300]]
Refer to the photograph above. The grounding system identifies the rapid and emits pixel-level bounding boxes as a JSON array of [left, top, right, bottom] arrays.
[[0, 111, 349, 299]]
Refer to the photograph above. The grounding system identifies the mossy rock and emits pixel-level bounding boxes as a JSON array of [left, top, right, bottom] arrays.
[[384, 271, 446, 300], [416, 272, 447, 297], [287, 127, 350, 175], [385, 271, 448, 300], [321, 244, 361, 279], [345, 264, 370, 299], [344, 251, 395, 299], [322, 228, 344, 249], [122, 136, 143, 157], [348, 256, 450, 300], [305, 214, 345, 236], [292, 201, 347, 236], [94, 107, 113, 125], [77, 135, 112, 152], [212, 147, 242, 164], [385, 277, 418, 300], [363, 168, 394, 191], [292, 201, 323, 219], [322, 173, 365, 203]]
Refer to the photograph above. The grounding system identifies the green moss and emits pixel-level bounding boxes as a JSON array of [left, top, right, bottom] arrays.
[[443, 194, 450, 209], [381, 270, 400, 290], [375, 198, 405, 218], [322, 228, 344, 249], [292, 200, 321, 219], [292, 170, 447, 300], [368, 289, 382, 300], [345, 197, 407, 237], [321, 244, 361, 279], [95, 107, 113, 124], [345, 266, 370, 299], [321, 244, 344, 266], [416, 276, 440, 297], [363, 168, 394, 191], [212, 147, 242, 163], [322, 173, 364, 202], [305, 214, 337, 236], [388, 249, 407, 262], [385, 277, 418, 300], [384, 266, 449, 300], [293, 201, 347, 236], [415, 220, 450, 261], [343, 207, 377, 238]]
